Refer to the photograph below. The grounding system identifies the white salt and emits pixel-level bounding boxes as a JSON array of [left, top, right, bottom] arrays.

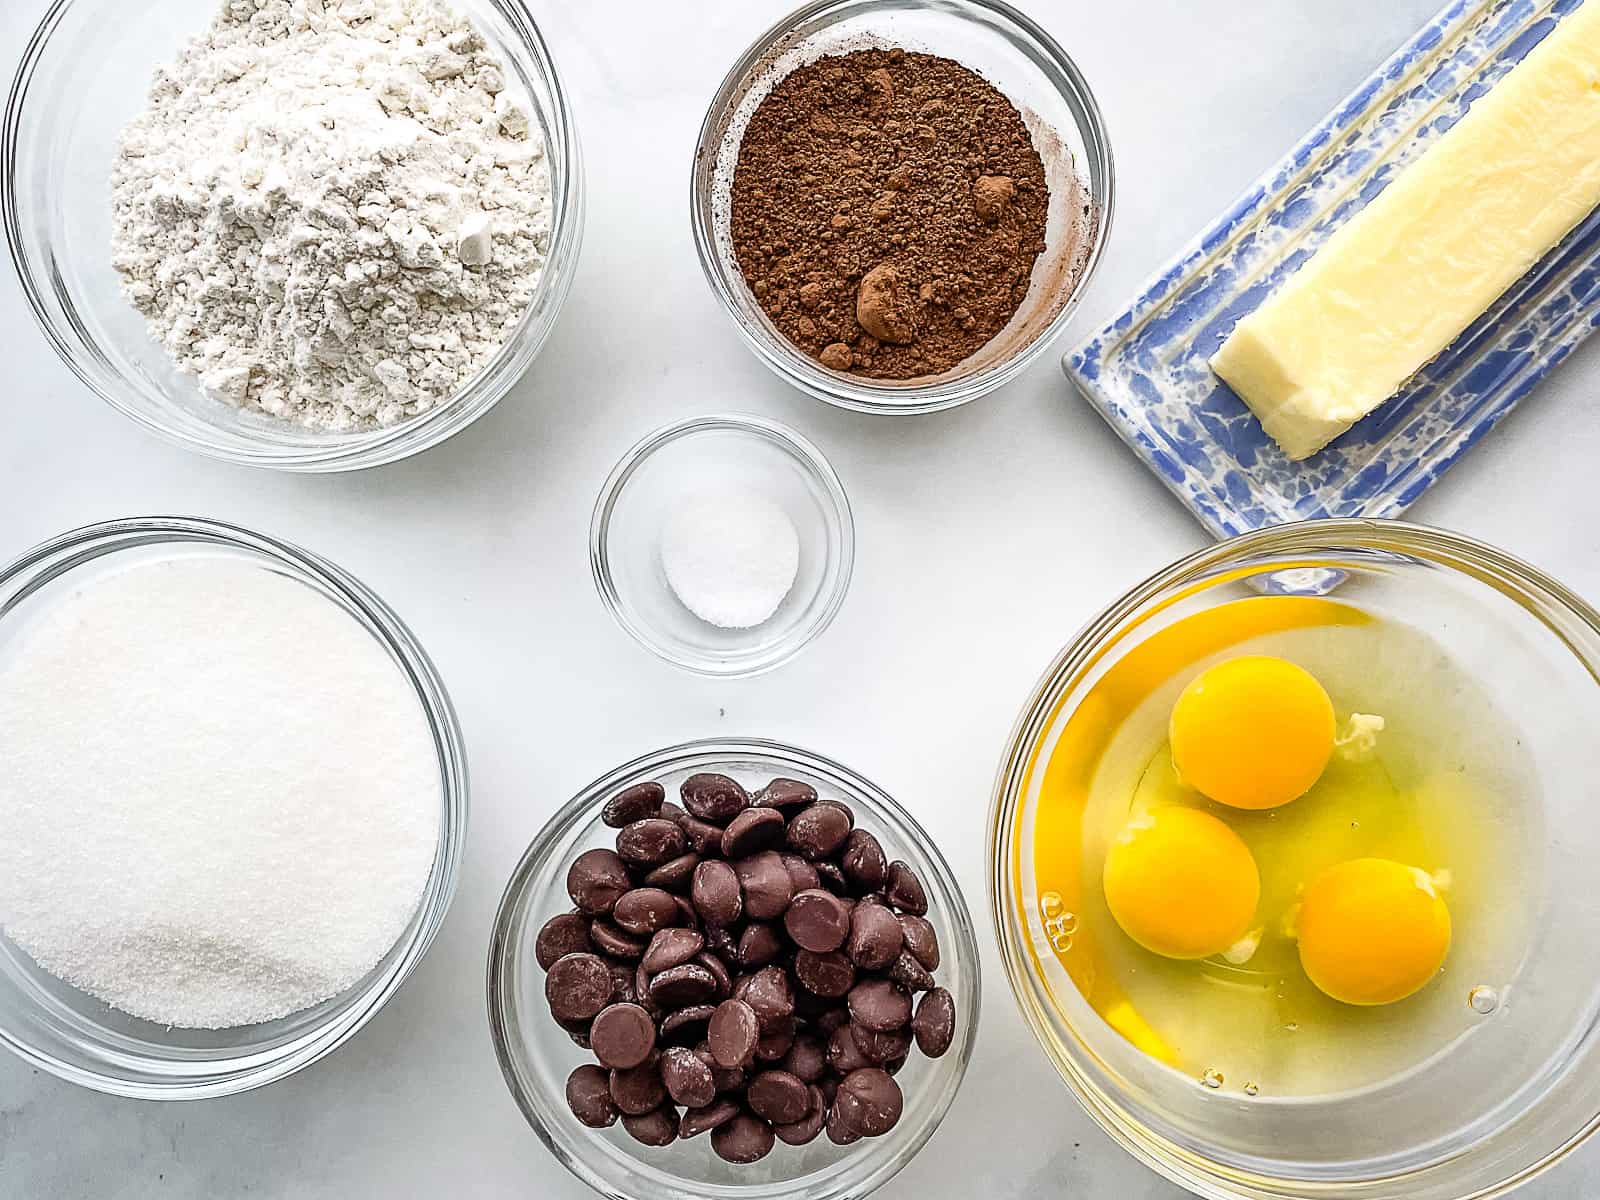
[[0, 558, 441, 1029], [660, 492, 801, 630]]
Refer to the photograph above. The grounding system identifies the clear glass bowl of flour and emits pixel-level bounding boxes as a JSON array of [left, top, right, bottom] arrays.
[[2, 0, 583, 472], [591, 415, 855, 677], [0, 518, 468, 1098]]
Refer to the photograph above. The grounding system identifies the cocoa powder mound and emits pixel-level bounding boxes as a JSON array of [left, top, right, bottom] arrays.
[[730, 48, 1050, 380]]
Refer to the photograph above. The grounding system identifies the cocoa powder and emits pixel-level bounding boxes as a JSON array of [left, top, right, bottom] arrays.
[[730, 48, 1050, 380]]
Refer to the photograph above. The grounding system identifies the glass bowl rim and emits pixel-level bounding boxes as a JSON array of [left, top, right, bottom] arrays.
[[0, 515, 469, 1099], [985, 517, 1600, 1199], [688, 0, 1117, 416], [486, 735, 982, 1200], [589, 413, 857, 678], [1, 0, 585, 473]]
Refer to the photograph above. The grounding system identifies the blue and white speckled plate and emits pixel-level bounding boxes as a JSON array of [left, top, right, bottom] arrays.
[[1066, 0, 1597, 540]]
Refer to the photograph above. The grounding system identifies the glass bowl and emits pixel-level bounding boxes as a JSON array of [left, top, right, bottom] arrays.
[[0, 517, 468, 1098], [3, 0, 583, 472], [691, 0, 1114, 415], [488, 738, 981, 1200], [590, 415, 855, 677], [988, 519, 1600, 1200]]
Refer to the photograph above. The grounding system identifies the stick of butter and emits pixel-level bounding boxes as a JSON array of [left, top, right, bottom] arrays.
[[1212, 3, 1600, 461]]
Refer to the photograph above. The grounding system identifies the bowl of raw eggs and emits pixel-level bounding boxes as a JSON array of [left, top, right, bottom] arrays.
[[989, 520, 1600, 1200]]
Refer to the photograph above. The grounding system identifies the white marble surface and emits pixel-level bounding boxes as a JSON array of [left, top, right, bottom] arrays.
[[2, 1, 1597, 1196]]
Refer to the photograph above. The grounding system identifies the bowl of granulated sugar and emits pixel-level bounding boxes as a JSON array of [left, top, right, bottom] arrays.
[[0, 517, 467, 1098]]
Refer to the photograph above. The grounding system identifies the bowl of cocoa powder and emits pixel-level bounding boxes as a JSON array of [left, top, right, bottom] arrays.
[[691, 0, 1113, 414]]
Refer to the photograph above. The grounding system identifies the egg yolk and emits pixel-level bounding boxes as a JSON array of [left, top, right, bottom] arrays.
[[1103, 806, 1261, 960], [1296, 858, 1452, 1006], [1169, 656, 1335, 810]]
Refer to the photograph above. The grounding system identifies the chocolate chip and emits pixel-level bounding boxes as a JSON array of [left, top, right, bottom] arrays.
[[840, 829, 887, 893], [845, 900, 903, 969], [678, 814, 725, 855], [885, 861, 928, 915], [748, 1069, 811, 1124], [720, 921, 774, 967], [780, 852, 821, 894], [659, 1005, 717, 1045], [753, 777, 817, 812], [679, 1098, 741, 1140], [850, 1023, 910, 1065], [816, 1007, 850, 1036], [589, 920, 646, 961], [785, 889, 851, 952], [783, 1034, 828, 1083], [565, 1064, 618, 1128], [616, 819, 687, 867], [848, 979, 911, 1032], [899, 913, 941, 970], [535, 912, 593, 970], [612, 888, 682, 936], [826, 1022, 871, 1074], [610, 1060, 667, 1116], [546, 953, 614, 1023], [834, 1068, 903, 1136], [721, 807, 786, 858], [708, 999, 760, 1069], [787, 801, 853, 860], [889, 949, 936, 992], [691, 859, 742, 927], [659, 1045, 717, 1108], [700, 1045, 747, 1094], [712, 1114, 775, 1164], [814, 860, 849, 895], [608, 962, 638, 1005], [643, 852, 700, 893], [734, 851, 794, 921], [695, 951, 733, 998], [682, 773, 750, 823], [795, 949, 855, 997], [756, 1015, 797, 1061], [567, 849, 631, 915], [622, 1104, 680, 1147], [913, 986, 956, 1058], [648, 962, 719, 1008], [602, 781, 665, 828], [704, 923, 738, 962], [825, 1101, 862, 1145], [591, 1003, 656, 1070], [641, 927, 705, 973], [740, 965, 795, 1029], [775, 1085, 827, 1146]]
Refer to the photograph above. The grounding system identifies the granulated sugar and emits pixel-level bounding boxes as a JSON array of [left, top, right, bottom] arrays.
[[0, 558, 441, 1029]]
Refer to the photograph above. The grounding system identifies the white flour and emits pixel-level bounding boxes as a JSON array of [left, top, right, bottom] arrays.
[[111, 0, 552, 431], [0, 559, 441, 1029]]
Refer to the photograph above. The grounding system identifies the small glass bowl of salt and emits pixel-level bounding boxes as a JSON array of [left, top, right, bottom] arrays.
[[591, 414, 854, 676]]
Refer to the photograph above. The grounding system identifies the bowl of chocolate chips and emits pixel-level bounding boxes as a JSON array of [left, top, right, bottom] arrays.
[[692, 0, 1114, 414], [488, 739, 979, 1200]]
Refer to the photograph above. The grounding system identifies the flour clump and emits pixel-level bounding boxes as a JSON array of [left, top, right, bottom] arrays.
[[111, 0, 552, 431]]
